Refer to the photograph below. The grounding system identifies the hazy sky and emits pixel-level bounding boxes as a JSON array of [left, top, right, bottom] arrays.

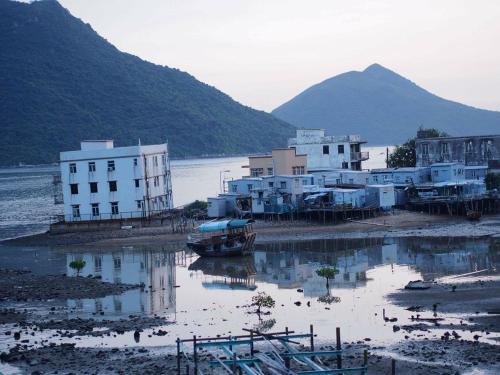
[[58, 0, 500, 112]]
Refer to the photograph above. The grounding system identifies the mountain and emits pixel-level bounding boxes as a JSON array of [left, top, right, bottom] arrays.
[[272, 64, 500, 145], [0, 0, 295, 166]]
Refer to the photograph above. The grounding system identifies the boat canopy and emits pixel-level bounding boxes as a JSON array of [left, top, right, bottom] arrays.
[[198, 219, 254, 232]]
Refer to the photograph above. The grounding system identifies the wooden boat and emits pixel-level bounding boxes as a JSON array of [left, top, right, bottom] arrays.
[[186, 219, 256, 257]]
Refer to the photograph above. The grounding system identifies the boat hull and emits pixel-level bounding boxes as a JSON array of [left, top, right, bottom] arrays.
[[187, 232, 256, 257]]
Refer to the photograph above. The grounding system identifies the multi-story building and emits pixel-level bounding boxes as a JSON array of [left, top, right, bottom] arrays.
[[415, 134, 500, 167], [288, 129, 369, 171], [60, 140, 173, 222], [246, 148, 307, 177]]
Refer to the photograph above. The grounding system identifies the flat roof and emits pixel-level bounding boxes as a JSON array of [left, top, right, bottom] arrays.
[[430, 162, 460, 167], [464, 165, 488, 169], [417, 134, 500, 141], [248, 154, 272, 158]]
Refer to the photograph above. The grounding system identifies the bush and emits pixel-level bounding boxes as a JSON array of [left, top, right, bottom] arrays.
[[69, 260, 86, 276], [251, 292, 276, 320]]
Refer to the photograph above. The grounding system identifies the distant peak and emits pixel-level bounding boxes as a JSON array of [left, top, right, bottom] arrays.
[[363, 63, 390, 73]]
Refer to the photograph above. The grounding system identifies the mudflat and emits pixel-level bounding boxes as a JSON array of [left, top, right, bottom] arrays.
[[4, 211, 500, 247]]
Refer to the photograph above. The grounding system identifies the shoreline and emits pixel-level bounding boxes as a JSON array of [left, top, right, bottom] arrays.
[[3, 210, 500, 248]]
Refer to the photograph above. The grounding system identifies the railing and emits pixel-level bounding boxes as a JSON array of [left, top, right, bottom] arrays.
[[288, 134, 362, 146], [55, 209, 177, 223], [350, 151, 370, 161]]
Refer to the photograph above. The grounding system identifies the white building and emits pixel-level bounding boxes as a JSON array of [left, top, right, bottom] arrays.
[[288, 129, 369, 171], [60, 140, 173, 222]]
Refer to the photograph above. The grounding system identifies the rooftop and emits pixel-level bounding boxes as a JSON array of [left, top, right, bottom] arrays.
[[417, 134, 500, 141]]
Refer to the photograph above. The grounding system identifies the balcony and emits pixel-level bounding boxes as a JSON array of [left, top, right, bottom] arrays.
[[350, 151, 369, 161]]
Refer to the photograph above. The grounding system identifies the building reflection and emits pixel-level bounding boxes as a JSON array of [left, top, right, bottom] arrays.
[[66, 248, 176, 317], [188, 237, 496, 297], [188, 256, 257, 290]]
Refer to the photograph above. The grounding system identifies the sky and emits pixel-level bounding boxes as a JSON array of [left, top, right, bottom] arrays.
[[57, 0, 500, 113]]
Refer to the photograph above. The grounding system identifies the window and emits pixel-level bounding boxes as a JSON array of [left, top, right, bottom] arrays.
[[107, 160, 115, 171], [280, 181, 286, 189], [154, 176, 159, 187], [338, 145, 344, 154], [267, 167, 273, 175], [71, 205, 80, 218], [342, 162, 349, 169], [373, 176, 378, 183], [89, 182, 98, 193], [134, 179, 140, 188], [162, 154, 166, 166], [88, 162, 96, 172], [91, 203, 100, 217], [247, 184, 253, 192], [250, 168, 263, 177], [111, 202, 119, 215], [268, 181, 274, 188], [70, 184, 78, 195], [465, 141, 473, 153], [153, 156, 158, 167], [113, 257, 121, 270], [109, 181, 117, 192], [422, 144, 429, 155], [440, 143, 449, 155], [136, 200, 143, 209], [69, 163, 77, 174], [133, 158, 138, 166], [323, 145, 329, 155], [231, 184, 237, 193]]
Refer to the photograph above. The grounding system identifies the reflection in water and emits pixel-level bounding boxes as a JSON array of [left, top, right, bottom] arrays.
[[188, 256, 257, 290], [66, 250, 176, 317], [0, 237, 497, 348], [192, 237, 497, 297], [56, 238, 497, 322]]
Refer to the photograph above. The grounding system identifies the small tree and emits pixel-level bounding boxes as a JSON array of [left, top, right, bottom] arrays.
[[316, 266, 339, 289], [251, 292, 275, 321], [69, 260, 86, 276]]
